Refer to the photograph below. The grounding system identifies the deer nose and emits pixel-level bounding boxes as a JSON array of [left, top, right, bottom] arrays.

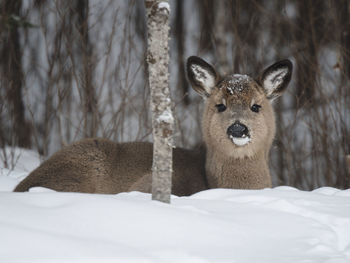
[[227, 121, 249, 138]]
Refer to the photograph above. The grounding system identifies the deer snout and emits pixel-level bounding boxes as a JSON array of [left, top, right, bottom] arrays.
[[227, 122, 251, 146], [227, 121, 249, 138]]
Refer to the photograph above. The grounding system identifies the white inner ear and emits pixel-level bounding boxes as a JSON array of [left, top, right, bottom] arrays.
[[191, 64, 215, 93], [263, 67, 288, 96]]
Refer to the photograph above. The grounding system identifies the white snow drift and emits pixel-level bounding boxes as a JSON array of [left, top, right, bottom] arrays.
[[1, 148, 350, 263]]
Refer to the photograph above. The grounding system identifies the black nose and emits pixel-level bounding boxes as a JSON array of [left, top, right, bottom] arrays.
[[227, 122, 249, 138]]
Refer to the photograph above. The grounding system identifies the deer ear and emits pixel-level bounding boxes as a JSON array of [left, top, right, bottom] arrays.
[[187, 56, 218, 97], [259, 59, 293, 100]]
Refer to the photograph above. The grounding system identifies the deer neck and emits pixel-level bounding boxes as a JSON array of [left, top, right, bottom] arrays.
[[205, 149, 271, 189]]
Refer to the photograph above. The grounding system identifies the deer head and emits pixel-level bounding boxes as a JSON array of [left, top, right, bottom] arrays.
[[187, 56, 292, 159]]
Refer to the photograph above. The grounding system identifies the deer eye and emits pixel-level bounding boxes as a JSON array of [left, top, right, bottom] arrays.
[[251, 104, 261, 113], [215, 104, 227, 113]]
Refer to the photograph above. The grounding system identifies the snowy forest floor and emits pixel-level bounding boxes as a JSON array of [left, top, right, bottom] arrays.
[[1, 148, 350, 263]]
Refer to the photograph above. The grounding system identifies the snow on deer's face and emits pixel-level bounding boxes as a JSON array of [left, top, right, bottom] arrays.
[[202, 75, 275, 159], [187, 56, 293, 159]]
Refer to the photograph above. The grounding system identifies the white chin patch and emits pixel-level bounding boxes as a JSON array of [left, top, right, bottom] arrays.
[[229, 135, 251, 146]]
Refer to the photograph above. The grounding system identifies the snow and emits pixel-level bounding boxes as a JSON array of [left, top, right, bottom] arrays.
[[0, 147, 40, 191], [157, 110, 174, 123], [229, 134, 251, 146], [225, 74, 251, 94], [1, 148, 350, 263], [158, 2, 170, 13]]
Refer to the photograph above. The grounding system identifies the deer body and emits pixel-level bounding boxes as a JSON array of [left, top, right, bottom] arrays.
[[14, 56, 292, 195], [14, 139, 207, 195]]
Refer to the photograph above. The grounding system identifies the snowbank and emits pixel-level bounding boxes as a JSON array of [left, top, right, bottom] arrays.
[[1, 148, 350, 263]]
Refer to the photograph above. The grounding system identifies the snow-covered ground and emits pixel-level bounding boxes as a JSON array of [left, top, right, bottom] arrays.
[[1, 148, 350, 263]]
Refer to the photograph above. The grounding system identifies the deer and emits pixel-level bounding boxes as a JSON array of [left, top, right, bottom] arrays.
[[14, 56, 292, 195]]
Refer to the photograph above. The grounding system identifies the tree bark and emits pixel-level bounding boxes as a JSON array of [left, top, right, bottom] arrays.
[[76, 0, 97, 138], [198, 0, 214, 54], [174, 0, 189, 105], [0, 1, 31, 148], [214, 0, 229, 76], [294, 0, 323, 106], [335, 0, 350, 188], [145, 0, 174, 203]]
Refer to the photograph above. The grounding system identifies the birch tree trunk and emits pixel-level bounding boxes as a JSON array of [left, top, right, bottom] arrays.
[[145, 0, 174, 203]]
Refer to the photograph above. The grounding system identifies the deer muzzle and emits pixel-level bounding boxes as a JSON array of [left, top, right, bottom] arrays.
[[226, 121, 251, 146]]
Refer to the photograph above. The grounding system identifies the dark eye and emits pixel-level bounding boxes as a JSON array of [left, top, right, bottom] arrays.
[[215, 104, 227, 113], [251, 104, 261, 113]]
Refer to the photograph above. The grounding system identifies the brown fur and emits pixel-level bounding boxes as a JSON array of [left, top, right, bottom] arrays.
[[14, 139, 207, 195], [14, 56, 292, 195], [203, 81, 275, 188]]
